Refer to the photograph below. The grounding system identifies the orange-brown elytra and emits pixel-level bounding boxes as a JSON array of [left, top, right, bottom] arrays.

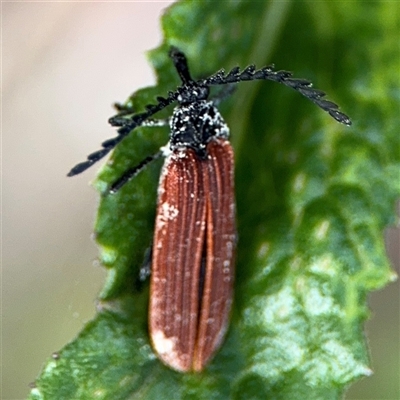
[[68, 47, 351, 372], [149, 139, 235, 371]]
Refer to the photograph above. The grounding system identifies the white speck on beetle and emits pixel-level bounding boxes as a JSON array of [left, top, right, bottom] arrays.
[[160, 203, 179, 221], [160, 144, 172, 157], [152, 330, 177, 355]]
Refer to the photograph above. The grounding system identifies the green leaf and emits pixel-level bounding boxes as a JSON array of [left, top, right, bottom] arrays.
[[29, 1, 399, 399]]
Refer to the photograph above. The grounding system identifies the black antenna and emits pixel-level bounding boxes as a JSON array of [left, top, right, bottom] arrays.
[[169, 47, 193, 84], [109, 150, 163, 193], [200, 65, 351, 126], [67, 92, 177, 177]]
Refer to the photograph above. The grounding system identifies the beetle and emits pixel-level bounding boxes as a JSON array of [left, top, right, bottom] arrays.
[[68, 47, 351, 372]]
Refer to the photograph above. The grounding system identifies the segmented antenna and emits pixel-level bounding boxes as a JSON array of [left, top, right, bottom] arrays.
[[67, 92, 177, 177], [109, 151, 163, 193], [169, 46, 193, 84], [200, 65, 351, 126]]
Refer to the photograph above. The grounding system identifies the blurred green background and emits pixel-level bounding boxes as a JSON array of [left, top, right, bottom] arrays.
[[3, 2, 399, 399]]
